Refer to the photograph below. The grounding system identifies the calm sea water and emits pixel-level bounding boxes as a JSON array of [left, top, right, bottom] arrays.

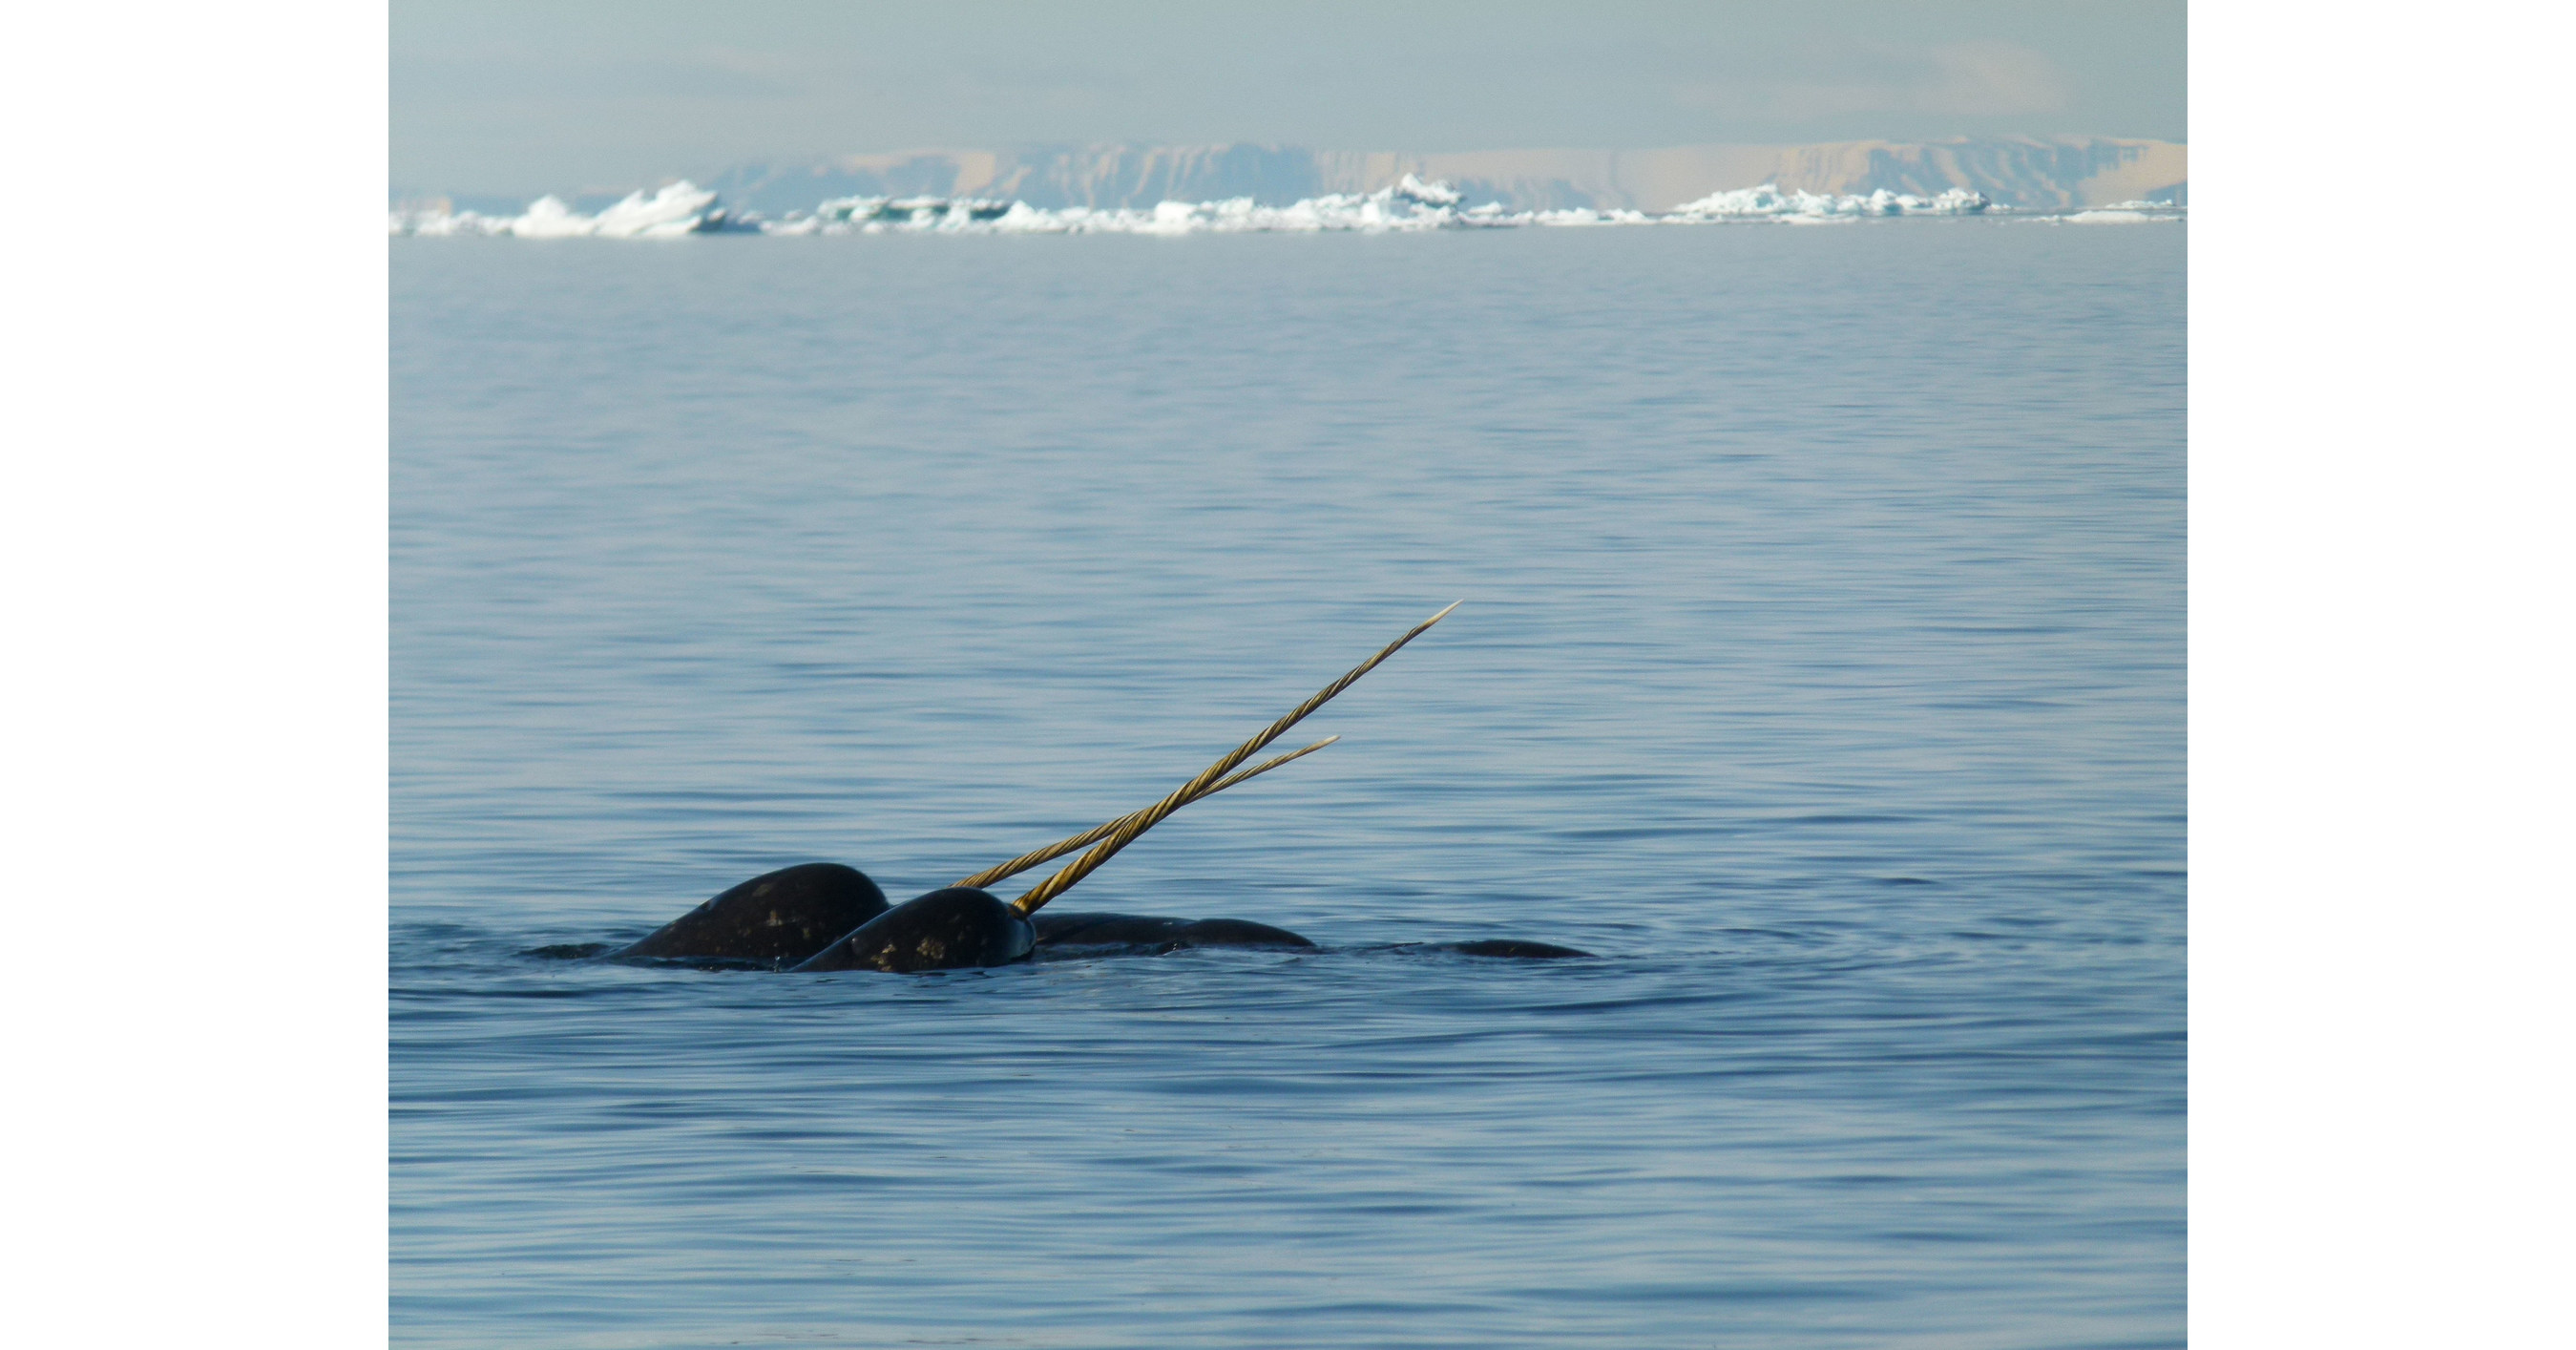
[[393, 221, 2184, 1349]]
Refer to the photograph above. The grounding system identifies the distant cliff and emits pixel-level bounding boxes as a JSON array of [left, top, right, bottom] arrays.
[[699, 137, 2182, 216]]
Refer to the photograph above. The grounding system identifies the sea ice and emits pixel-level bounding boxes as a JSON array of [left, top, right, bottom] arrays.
[[388, 177, 2166, 240]]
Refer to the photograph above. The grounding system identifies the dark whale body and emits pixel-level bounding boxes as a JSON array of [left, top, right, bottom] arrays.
[[1408, 939, 1592, 960], [1028, 915, 1588, 960], [614, 862, 889, 966], [792, 888, 1037, 974], [575, 864, 1592, 973], [1035, 912, 1316, 952]]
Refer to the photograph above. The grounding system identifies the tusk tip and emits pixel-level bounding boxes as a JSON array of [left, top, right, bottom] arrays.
[[1426, 600, 1463, 624]]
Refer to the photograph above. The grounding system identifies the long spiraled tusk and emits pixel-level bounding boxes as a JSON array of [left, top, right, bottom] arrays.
[[1011, 601, 1460, 916], [953, 736, 1339, 889]]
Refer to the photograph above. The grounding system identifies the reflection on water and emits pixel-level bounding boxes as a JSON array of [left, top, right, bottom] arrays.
[[394, 223, 2183, 1349]]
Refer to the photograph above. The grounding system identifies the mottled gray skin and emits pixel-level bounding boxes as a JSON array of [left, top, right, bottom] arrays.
[[1034, 912, 1317, 951], [615, 863, 889, 966], [791, 888, 1037, 974]]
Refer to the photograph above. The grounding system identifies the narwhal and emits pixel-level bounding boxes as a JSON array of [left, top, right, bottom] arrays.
[[609, 735, 1336, 965], [600, 603, 1589, 973]]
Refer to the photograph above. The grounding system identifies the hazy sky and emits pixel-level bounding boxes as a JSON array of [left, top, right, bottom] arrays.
[[393, 1, 2185, 196]]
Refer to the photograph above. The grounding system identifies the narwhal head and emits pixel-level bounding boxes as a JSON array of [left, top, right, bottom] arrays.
[[791, 886, 1035, 973]]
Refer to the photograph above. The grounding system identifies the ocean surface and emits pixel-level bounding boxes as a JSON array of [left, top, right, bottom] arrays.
[[392, 221, 2185, 1349]]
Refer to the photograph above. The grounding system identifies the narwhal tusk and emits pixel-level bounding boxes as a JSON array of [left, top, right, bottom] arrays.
[[952, 736, 1339, 889], [1011, 601, 1462, 917]]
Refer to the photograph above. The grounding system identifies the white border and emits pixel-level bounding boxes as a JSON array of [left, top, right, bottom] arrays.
[[13, 3, 2567, 1344], [2, 3, 387, 1342], [2192, 3, 2570, 1345]]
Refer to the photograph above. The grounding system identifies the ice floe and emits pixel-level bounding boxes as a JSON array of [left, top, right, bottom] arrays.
[[2049, 200, 2189, 224], [390, 177, 2183, 240]]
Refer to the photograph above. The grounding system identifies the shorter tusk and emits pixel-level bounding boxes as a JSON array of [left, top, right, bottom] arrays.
[[953, 736, 1339, 890]]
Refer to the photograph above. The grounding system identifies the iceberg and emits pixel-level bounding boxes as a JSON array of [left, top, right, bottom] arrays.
[[1394, 173, 1462, 206], [1665, 184, 1991, 220], [388, 180, 740, 238]]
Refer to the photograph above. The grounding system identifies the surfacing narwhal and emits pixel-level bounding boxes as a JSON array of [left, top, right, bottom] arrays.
[[599, 603, 1589, 974]]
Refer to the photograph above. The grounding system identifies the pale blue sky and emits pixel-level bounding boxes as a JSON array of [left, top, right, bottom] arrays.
[[394, 1, 2184, 197]]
